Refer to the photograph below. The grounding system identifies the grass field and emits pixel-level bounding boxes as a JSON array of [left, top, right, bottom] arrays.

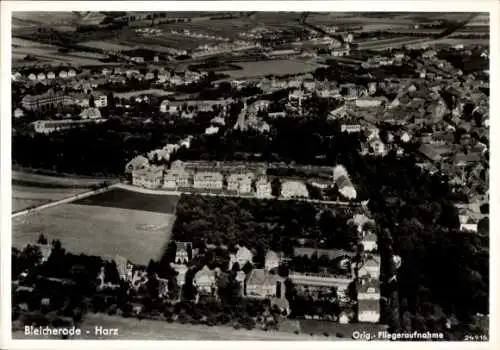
[[74, 188, 179, 214], [222, 59, 321, 78], [12, 203, 176, 265], [78, 40, 137, 52], [12, 170, 115, 188], [12, 185, 89, 213]]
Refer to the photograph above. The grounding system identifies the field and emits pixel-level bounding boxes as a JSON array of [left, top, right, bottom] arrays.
[[11, 37, 113, 67], [222, 59, 322, 78], [12, 203, 176, 265], [114, 89, 175, 99], [11, 170, 116, 213], [12, 185, 88, 213], [78, 40, 137, 52], [14, 313, 332, 340], [74, 188, 179, 214]]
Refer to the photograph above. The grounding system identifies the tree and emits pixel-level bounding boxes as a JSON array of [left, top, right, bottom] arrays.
[[89, 95, 95, 108], [37, 234, 48, 245], [242, 261, 253, 275]]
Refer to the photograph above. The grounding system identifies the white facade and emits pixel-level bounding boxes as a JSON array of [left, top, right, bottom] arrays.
[[281, 180, 309, 198], [358, 311, 380, 323]]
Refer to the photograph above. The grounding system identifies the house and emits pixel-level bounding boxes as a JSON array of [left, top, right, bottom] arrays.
[[229, 246, 254, 270], [255, 176, 272, 198], [400, 131, 412, 143], [339, 312, 350, 324], [114, 255, 129, 280], [132, 166, 163, 189], [163, 168, 192, 189], [159, 100, 170, 113], [357, 254, 381, 279], [12, 72, 23, 81], [357, 277, 381, 300], [281, 180, 309, 198], [68, 69, 77, 78], [125, 155, 149, 174], [265, 250, 282, 271], [79, 107, 102, 120], [34, 243, 53, 262], [358, 299, 380, 323], [37, 72, 46, 81], [59, 70, 68, 79], [175, 242, 193, 264], [193, 265, 218, 294], [193, 171, 223, 190], [245, 269, 285, 299], [227, 173, 254, 194], [360, 231, 378, 252], [170, 263, 188, 287], [369, 139, 386, 157], [205, 126, 219, 135], [145, 72, 155, 80], [28, 73, 37, 81], [95, 95, 108, 108], [341, 119, 362, 133], [13, 108, 24, 119], [335, 175, 357, 200], [47, 71, 56, 80]]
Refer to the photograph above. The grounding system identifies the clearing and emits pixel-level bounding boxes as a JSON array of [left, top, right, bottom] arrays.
[[222, 59, 322, 78]]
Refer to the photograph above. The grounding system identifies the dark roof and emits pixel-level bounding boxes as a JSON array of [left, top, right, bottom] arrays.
[[293, 247, 356, 259]]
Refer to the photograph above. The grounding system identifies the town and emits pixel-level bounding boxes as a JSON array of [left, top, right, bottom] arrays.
[[10, 11, 489, 341]]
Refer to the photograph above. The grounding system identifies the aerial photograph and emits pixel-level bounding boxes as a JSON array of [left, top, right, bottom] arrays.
[[10, 10, 490, 342]]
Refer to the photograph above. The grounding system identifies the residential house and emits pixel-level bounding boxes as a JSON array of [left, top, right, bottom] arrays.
[[335, 175, 357, 200], [360, 231, 378, 252], [245, 269, 285, 299], [170, 263, 188, 287], [193, 265, 218, 294], [193, 172, 223, 190], [175, 242, 193, 264], [400, 131, 412, 143], [28, 73, 37, 81], [229, 246, 254, 270], [21, 90, 75, 111], [59, 70, 68, 79], [356, 254, 381, 280], [341, 119, 362, 133], [125, 155, 149, 174], [47, 71, 56, 80], [339, 312, 350, 324], [357, 277, 381, 300], [281, 180, 309, 198], [95, 95, 108, 108], [145, 72, 155, 80], [369, 139, 386, 157], [68, 69, 77, 78], [227, 173, 254, 194], [163, 168, 192, 190], [205, 126, 219, 135], [13, 108, 24, 119], [132, 166, 164, 189], [358, 299, 380, 323], [255, 176, 272, 198], [114, 255, 129, 280], [265, 250, 282, 271], [79, 107, 102, 120], [37, 72, 46, 81], [159, 100, 170, 113]]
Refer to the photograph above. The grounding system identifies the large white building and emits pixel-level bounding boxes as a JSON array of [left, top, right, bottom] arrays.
[[281, 180, 309, 198]]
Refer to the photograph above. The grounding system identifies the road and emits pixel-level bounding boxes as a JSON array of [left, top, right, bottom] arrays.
[[115, 183, 366, 207]]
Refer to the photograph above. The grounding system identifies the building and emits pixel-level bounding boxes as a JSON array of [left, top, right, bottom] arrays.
[[170, 263, 188, 287], [193, 172, 223, 190], [95, 95, 108, 108], [245, 269, 285, 299], [193, 265, 218, 294], [357, 254, 381, 280], [357, 277, 381, 300], [68, 69, 77, 78], [281, 180, 309, 198], [31, 118, 105, 134], [360, 231, 378, 252], [341, 120, 362, 133], [13, 108, 24, 119], [358, 299, 380, 323], [125, 155, 149, 174], [175, 242, 193, 264], [21, 90, 75, 111], [229, 246, 253, 270], [335, 175, 357, 200], [255, 176, 272, 198], [131, 166, 164, 189], [47, 71, 56, 80], [37, 72, 46, 81], [59, 70, 68, 79], [163, 168, 192, 189], [265, 250, 282, 271], [227, 173, 254, 194], [79, 107, 102, 120]]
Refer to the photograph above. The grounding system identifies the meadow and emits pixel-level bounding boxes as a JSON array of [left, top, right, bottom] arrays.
[[12, 185, 88, 213], [12, 203, 176, 265], [222, 59, 322, 78]]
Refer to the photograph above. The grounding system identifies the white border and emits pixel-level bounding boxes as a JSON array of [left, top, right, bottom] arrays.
[[1, 1, 498, 350]]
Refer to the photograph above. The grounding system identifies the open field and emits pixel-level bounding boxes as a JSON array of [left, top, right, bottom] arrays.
[[222, 59, 322, 78], [12, 203, 175, 265], [74, 188, 179, 214], [77, 40, 137, 52], [12, 313, 333, 340], [114, 89, 175, 99], [12, 170, 116, 188], [12, 185, 89, 213], [407, 38, 490, 48]]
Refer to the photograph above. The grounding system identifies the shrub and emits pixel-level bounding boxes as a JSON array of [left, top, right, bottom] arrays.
[[336, 332, 344, 338]]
